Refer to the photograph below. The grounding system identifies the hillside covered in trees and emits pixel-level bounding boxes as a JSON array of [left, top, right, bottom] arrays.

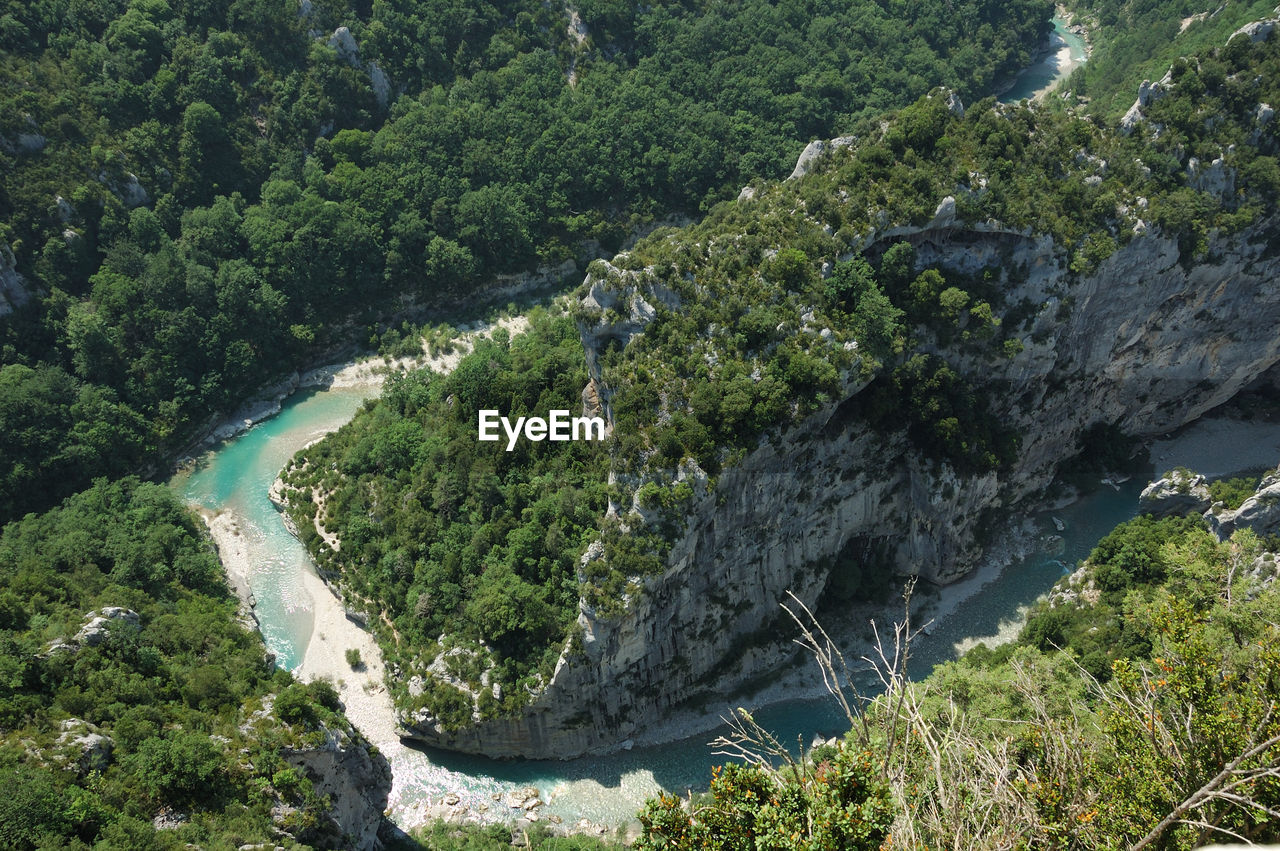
[[6, 0, 1280, 846], [282, 17, 1280, 736], [0, 478, 390, 849], [0, 0, 1051, 523]]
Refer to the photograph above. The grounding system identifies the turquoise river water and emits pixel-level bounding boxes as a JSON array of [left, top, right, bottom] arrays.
[[1000, 16, 1089, 103], [170, 373, 1276, 827]]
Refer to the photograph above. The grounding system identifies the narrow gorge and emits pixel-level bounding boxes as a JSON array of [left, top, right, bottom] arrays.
[[276, 14, 1280, 763], [402, 202, 1280, 758]]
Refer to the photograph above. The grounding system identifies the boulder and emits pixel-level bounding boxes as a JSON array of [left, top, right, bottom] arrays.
[[788, 136, 855, 180], [56, 720, 114, 775], [1209, 470, 1280, 541], [75, 607, 141, 646], [0, 241, 33, 316], [1232, 18, 1277, 43], [1138, 470, 1211, 517], [328, 27, 360, 65]]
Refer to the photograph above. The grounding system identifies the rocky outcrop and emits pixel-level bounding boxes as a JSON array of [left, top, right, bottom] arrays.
[[1232, 16, 1278, 43], [402, 203, 1280, 759], [280, 722, 391, 850], [1209, 469, 1280, 540], [788, 136, 856, 180], [1139, 469, 1212, 517], [0, 241, 34, 316], [1120, 77, 1169, 135], [577, 260, 682, 427], [54, 719, 114, 776], [75, 607, 140, 646], [326, 27, 392, 109]]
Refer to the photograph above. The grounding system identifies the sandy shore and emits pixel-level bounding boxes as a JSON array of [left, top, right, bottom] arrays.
[[302, 315, 529, 392], [203, 510, 254, 605], [293, 567, 404, 750], [195, 312, 544, 830]]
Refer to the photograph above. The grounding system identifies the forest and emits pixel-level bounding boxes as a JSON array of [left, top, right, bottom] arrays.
[[282, 21, 1280, 740], [0, 477, 377, 849], [4, 0, 1280, 845], [0, 0, 1051, 524], [278, 309, 610, 727], [1062, 0, 1280, 117]]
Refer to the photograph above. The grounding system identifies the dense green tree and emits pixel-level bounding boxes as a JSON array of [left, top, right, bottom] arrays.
[[0, 0, 1053, 523]]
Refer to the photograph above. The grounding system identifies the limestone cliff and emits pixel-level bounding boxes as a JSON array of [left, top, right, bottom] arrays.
[[280, 724, 392, 850], [400, 207, 1280, 758], [0, 241, 34, 316], [398, 29, 1280, 757], [243, 695, 393, 850]]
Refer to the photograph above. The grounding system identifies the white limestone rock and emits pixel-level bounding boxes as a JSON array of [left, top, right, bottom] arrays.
[[1209, 470, 1280, 540], [56, 719, 114, 775], [328, 26, 360, 64], [1232, 18, 1277, 43], [369, 61, 391, 108], [75, 607, 140, 646], [928, 195, 957, 229], [1187, 156, 1236, 198], [1138, 469, 1211, 517], [278, 720, 391, 850], [788, 136, 855, 180], [1120, 80, 1166, 135], [55, 195, 75, 222], [0, 242, 33, 316]]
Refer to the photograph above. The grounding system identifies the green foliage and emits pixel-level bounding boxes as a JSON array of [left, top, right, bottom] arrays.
[[0, 478, 360, 848], [636, 746, 892, 850], [1209, 473, 1262, 509], [282, 312, 608, 722], [586, 23, 1280, 484], [862, 353, 1018, 474], [0, 0, 1053, 525], [823, 256, 903, 358], [1090, 513, 1202, 592], [127, 730, 224, 803], [1062, 0, 1279, 119]]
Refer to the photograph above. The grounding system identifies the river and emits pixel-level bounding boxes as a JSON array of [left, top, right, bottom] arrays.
[[1000, 15, 1089, 103], [170, 361, 1280, 830], [161, 18, 1196, 830]]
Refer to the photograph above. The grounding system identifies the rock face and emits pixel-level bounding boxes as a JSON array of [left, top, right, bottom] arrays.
[[399, 206, 1280, 759], [1120, 77, 1169, 134], [326, 27, 391, 109], [788, 136, 856, 180], [280, 723, 391, 850], [75, 607, 141, 646], [1210, 469, 1280, 540], [0, 242, 34, 316], [1139, 469, 1212, 517], [55, 719, 114, 776]]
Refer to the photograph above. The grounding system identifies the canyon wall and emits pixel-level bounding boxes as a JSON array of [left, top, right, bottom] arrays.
[[401, 206, 1280, 758]]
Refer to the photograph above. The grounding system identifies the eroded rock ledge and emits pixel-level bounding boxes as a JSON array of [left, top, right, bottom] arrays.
[[400, 208, 1280, 759]]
